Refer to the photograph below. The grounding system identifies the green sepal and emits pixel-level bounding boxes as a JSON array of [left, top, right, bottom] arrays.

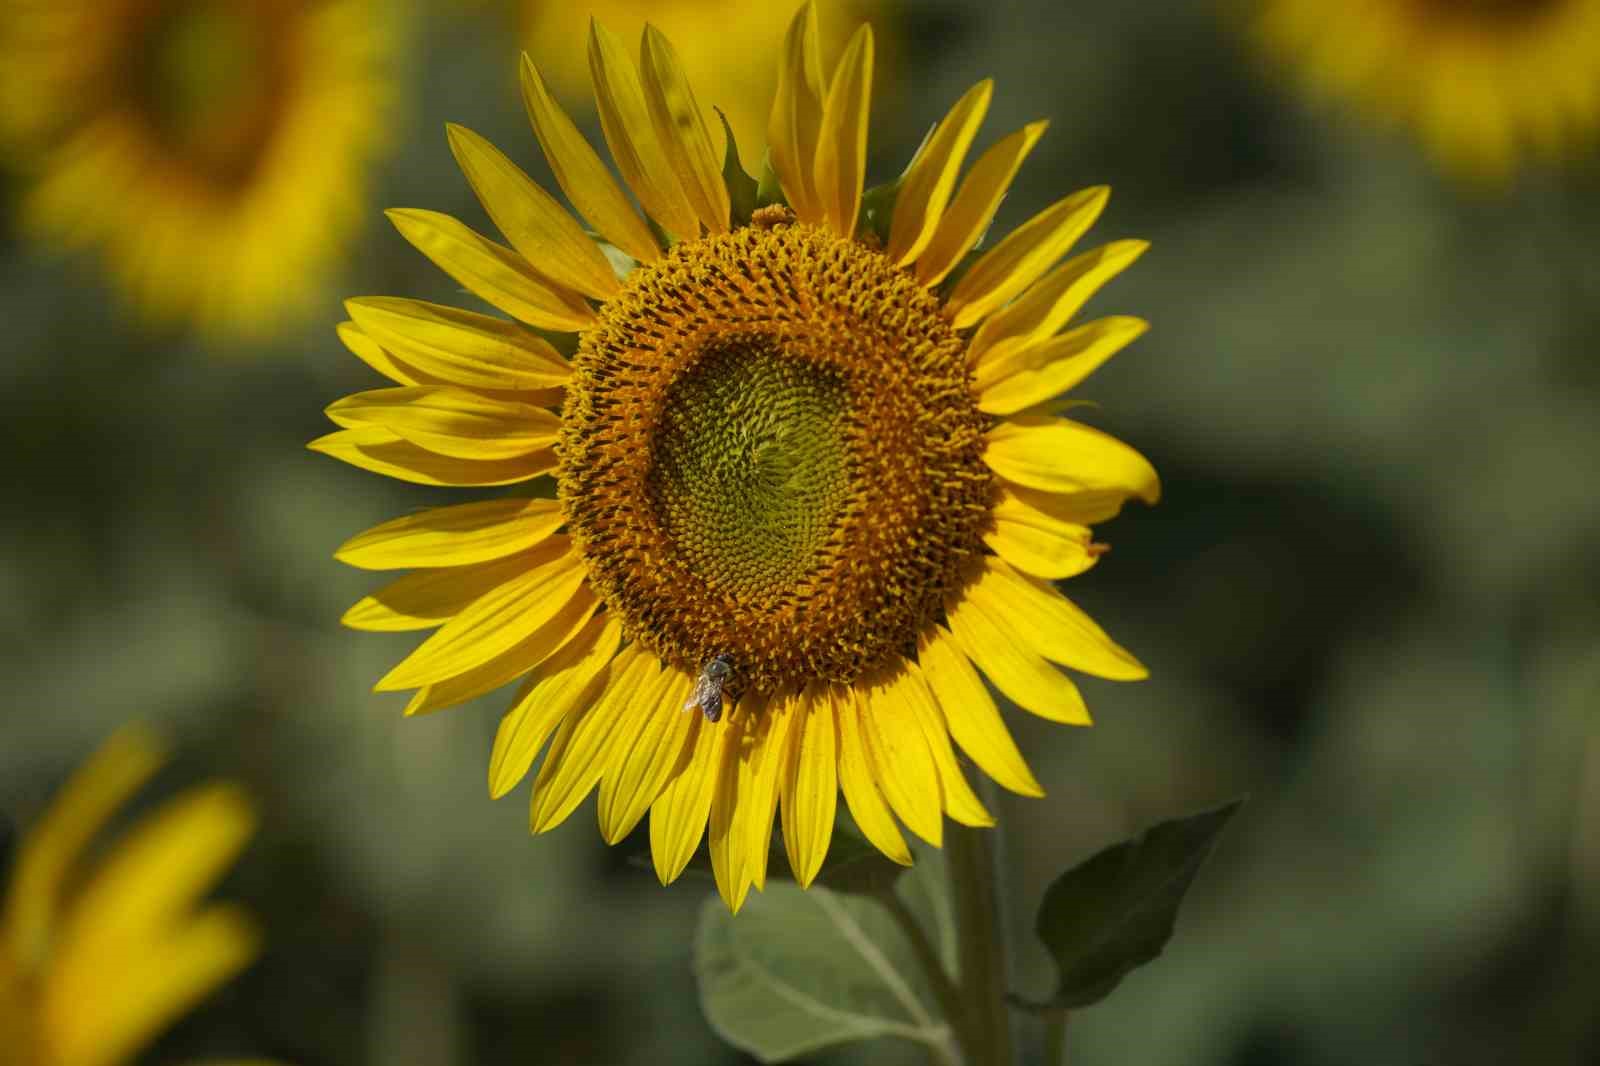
[[755, 150, 787, 211], [1014, 800, 1244, 1013], [715, 107, 761, 227], [857, 179, 901, 245]]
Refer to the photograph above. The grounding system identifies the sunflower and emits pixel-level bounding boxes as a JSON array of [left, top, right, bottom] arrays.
[[1250, 0, 1600, 180], [316, 2, 1158, 912], [0, 729, 262, 1066], [0, 0, 396, 338], [517, 0, 882, 172]]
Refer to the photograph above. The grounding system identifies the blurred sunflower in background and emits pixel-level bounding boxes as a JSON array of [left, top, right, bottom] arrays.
[[317, 1, 1157, 911], [0, 729, 263, 1066], [1249, 0, 1600, 180], [517, 0, 883, 167], [0, 0, 397, 339]]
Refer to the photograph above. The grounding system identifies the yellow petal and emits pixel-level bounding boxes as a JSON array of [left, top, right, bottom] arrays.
[[488, 615, 621, 799], [309, 425, 557, 488], [767, 1, 827, 222], [408, 585, 599, 718], [812, 24, 874, 238], [893, 664, 993, 827], [587, 20, 701, 240], [735, 690, 799, 893], [519, 54, 661, 264], [968, 241, 1149, 366], [916, 120, 1048, 288], [779, 687, 837, 888], [918, 628, 1044, 798], [834, 687, 913, 865], [640, 25, 731, 235], [55, 784, 254, 955], [529, 645, 655, 832], [971, 557, 1148, 681], [377, 543, 585, 690], [648, 707, 723, 886], [945, 582, 1091, 725], [337, 320, 420, 386], [860, 668, 943, 846], [597, 669, 697, 844], [998, 480, 1133, 526], [707, 698, 757, 911], [336, 498, 564, 571], [46, 905, 259, 1066], [326, 386, 560, 461], [945, 185, 1108, 330], [386, 208, 598, 332], [887, 80, 992, 267], [984, 416, 1160, 504], [446, 123, 620, 301], [2, 728, 163, 968], [340, 554, 530, 633], [976, 316, 1149, 416], [984, 485, 1098, 581], [344, 297, 571, 392]]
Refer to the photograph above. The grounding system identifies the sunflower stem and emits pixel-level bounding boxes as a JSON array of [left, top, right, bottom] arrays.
[[1043, 1011, 1070, 1064], [878, 888, 968, 1064], [947, 817, 1014, 1066]]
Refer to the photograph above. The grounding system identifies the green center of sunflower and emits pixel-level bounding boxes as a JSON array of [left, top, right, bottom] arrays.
[[130, 0, 287, 183], [560, 222, 993, 696]]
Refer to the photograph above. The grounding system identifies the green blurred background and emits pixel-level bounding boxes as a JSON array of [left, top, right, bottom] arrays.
[[3, 1, 1597, 1064]]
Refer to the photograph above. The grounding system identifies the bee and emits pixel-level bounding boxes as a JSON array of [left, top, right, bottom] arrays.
[[684, 653, 735, 723]]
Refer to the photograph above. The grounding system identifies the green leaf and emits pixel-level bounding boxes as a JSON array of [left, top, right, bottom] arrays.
[[714, 107, 760, 227], [694, 847, 959, 1063], [755, 150, 786, 211], [1018, 800, 1243, 1012]]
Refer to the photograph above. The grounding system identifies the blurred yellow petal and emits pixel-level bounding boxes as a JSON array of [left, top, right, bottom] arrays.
[[309, 426, 557, 488], [488, 615, 621, 799], [916, 120, 1048, 287], [344, 297, 571, 392], [47, 904, 259, 1066], [55, 785, 254, 957], [779, 687, 837, 888], [336, 497, 564, 571], [918, 628, 1044, 798], [446, 123, 620, 300], [376, 542, 585, 690], [767, 1, 827, 222], [985, 416, 1161, 504], [640, 25, 730, 235], [2, 728, 163, 968], [969, 241, 1148, 366], [976, 316, 1149, 415], [812, 24, 874, 238], [520, 54, 661, 264], [886, 80, 992, 267], [945, 185, 1108, 330], [587, 19, 700, 240]]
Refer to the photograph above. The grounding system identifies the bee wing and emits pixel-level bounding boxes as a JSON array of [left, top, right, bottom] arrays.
[[684, 673, 713, 712]]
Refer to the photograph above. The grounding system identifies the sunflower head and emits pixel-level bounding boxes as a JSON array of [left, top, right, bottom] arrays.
[[0, 0, 398, 338], [319, 1, 1159, 911], [1250, 0, 1600, 180]]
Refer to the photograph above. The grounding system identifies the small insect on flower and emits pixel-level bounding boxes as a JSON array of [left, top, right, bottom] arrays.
[[685, 653, 736, 722]]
